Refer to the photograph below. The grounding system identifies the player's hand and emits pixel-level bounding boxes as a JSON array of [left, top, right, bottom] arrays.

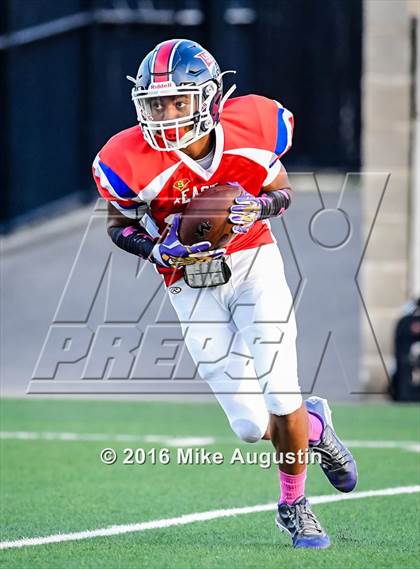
[[229, 189, 262, 234], [151, 214, 224, 268]]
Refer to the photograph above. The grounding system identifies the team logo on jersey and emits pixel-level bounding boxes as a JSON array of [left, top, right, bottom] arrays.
[[173, 182, 218, 205], [169, 286, 182, 294], [173, 178, 190, 192]]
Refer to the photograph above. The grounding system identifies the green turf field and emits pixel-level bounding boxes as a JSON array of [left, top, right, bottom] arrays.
[[1, 398, 419, 568]]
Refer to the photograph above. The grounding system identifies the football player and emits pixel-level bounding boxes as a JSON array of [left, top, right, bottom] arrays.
[[93, 39, 357, 549]]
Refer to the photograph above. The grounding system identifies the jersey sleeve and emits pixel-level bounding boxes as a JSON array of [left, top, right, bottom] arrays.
[[270, 99, 294, 159], [92, 153, 144, 220], [256, 96, 294, 186]]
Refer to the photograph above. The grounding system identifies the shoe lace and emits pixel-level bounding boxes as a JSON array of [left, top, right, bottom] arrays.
[[314, 430, 349, 468], [291, 501, 323, 536]]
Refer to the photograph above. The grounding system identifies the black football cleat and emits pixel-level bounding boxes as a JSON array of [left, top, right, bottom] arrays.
[[305, 396, 358, 493], [275, 497, 331, 549]]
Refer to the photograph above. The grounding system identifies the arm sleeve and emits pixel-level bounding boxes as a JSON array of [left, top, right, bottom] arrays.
[[92, 154, 146, 220], [258, 189, 291, 219], [108, 226, 156, 261]]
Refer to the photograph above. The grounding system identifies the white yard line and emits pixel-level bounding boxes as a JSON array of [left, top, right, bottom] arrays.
[[344, 440, 420, 453], [1, 432, 419, 452], [0, 432, 216, 447], [1, 485, 419, 550]]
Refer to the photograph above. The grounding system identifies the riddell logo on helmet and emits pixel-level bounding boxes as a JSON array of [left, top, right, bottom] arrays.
[[149, 81, 176, 90]]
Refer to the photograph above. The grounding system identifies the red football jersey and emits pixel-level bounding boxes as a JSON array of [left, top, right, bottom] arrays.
[[93, 94, 294, 286]]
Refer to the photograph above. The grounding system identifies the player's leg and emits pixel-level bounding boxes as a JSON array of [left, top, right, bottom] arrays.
[[304, 396, 357, 492], [167, 280, 269, 443], [231, 244, 356, 492], [230, 243, 330, 548]]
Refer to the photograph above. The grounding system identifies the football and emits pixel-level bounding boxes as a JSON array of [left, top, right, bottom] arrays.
[[179, 184, 243, 248]]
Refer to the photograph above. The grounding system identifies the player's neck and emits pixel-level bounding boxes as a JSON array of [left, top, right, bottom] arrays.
[[182, 132, 214, 160]]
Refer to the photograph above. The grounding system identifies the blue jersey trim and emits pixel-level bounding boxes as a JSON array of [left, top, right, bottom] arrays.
[[99, 160, 138, 200], [116, 202, 140, 210], [274, 107, 288, 156]]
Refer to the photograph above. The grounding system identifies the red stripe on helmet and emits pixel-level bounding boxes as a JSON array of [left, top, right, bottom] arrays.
[[153, 40, 179, 82]]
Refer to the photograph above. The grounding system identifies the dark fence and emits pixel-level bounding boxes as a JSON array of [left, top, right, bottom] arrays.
[[0, 0, 362, 231]]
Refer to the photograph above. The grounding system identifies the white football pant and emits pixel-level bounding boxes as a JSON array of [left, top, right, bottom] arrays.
[[167, 242, 303, 443]]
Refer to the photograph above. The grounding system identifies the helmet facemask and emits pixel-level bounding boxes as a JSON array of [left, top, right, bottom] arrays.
[[131, 81, 220, 151]]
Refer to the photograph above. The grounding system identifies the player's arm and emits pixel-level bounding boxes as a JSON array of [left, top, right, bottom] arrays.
[[107, 204, 221, 268], [94, 157, 220, 267], [229, 96, 294, 233], [258, 163, 292, 218], [107, 201, 157, 260], [92, 153, 157, 260]]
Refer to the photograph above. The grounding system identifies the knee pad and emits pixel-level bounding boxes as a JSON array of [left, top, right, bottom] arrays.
[[230, 418, 264, 443]]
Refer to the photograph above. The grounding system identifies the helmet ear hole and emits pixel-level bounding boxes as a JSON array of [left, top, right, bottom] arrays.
[[201, 118, 213, 132]]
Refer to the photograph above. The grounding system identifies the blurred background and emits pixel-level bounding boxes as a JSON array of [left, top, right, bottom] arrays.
[[1, 0, 419, 402]]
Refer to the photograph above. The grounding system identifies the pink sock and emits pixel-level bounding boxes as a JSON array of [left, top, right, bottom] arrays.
[[279, 469, 307, 505], [308, 412, 323, 443]]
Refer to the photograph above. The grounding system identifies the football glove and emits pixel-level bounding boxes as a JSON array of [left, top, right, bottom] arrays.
[[229, 187, 291, 234], [151, 213, 225, 268], [229, 190, 262, 234]]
